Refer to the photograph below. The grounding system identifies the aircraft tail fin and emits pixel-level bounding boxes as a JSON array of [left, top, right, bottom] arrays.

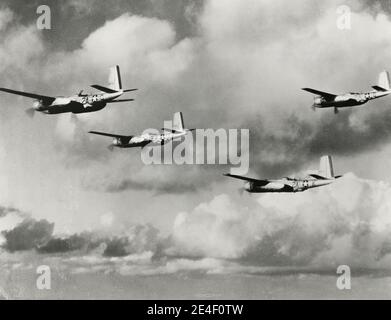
[[173, 112, 185, 132], [376, 70, 390, 91], [318, 155, 334, 179], [108, 65, 122, 92]]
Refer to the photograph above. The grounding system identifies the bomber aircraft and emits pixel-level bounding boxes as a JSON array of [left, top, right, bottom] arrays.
[[0, 65, 136, 116], [224, 155, 342, 193], [302, 71, 390, 113], [89, 112, 194, 150]]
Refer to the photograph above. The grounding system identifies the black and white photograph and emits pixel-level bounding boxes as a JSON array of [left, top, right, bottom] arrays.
[[1, 0, 391, 307]]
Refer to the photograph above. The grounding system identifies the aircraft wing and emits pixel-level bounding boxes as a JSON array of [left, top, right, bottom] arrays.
[[224, 174, 270, 185], [89, 131, 132, 139], [0, 88, 56, 104], [302, 88, 336, 99]]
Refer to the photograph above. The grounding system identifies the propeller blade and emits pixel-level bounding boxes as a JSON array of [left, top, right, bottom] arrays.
[[334, 107, 339, 114], [25, 108, 35, 118], [311, 104, 316, 111], [107, 144, 115, 151], [70, 113, 78, 122]]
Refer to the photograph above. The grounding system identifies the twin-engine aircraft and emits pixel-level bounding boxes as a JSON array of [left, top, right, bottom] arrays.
[[0, 65, 136, 116], [302, 71, 391, 113], [225, 155, 342, 193], [89, 112, 194, 150]]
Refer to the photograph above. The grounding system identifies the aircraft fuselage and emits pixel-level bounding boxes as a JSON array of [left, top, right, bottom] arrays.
[[245, 178, 334, 193], [313, 90, 390, 109], [34, 91, 122, 114], [113, 131, 188, 148]]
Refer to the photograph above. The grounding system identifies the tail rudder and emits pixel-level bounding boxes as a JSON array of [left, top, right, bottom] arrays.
[[319, 155, 334, 179], [377, 70, 390, 91], [173, 112, 185, 132], [108, 65, 122, 92]]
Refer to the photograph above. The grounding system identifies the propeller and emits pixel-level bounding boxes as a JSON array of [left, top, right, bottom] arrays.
[[311, 104, 316, 111], [70, 113, 78, 122], [334, 107, 339, 114], [25, 108, 35, 118], [107, 144, 115, 151]]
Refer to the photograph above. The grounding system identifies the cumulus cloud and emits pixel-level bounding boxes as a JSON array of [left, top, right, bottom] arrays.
[[84, 162, 210, 194], [3, 0, 391, 279], [3, 0, 391, 199], [3, 174, 391, 276], [58, 0, 391, 190], [170, 174, 391, 269], [1, 214, 162, 258], [2, 219, 54, 252], [0, 8, 13, 31]]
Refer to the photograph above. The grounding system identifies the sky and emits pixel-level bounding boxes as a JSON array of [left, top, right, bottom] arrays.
[[1, 0, 391, 299]]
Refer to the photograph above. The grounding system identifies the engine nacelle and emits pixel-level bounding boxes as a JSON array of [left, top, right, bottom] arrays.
[[33, 100, 43, 110], [112, 137, 122, 146], [244, 181, 254, 192], [314, 97, 323, 105]]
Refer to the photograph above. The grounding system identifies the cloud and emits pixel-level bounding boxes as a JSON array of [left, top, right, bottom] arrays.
[[1, 214, 162, 258], [70, 0, 391, 189], [3, 0, 391, 279], [0, 7, 13, 31], [2, 174, 391, 276], [2, 219, 54, 252], [87, 163, 209, 195], [0, 206, 25, 246], [170, 174, 391, 269], [36, 233, 96, 254], [102, 224, 160, 257], [4, 0, 391, 200]]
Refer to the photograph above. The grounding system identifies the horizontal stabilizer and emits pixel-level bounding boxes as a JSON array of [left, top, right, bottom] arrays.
[[309, 174, 329, 180], [91, 85, 118, 93], [123, 88, 138, 92], [224, 173, 268, 185], [0, 87, 55, 104], [89, 131, 132, 139], [302, 88, 336, 100], [108, 99, 134, 103], [162, 128, 182, 133], [372, 85, 388, 92]]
